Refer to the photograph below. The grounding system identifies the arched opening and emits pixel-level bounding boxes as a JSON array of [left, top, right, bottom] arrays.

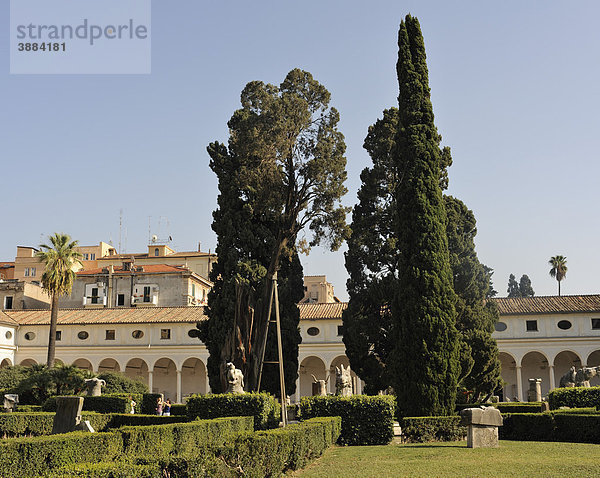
[[152, 358, 177, 401], [19, 358, 37, 367], [521, 351, 551, 399], [0, 358, 12, 369], [98, 358, 120, 373], [298, 356, 326, 399], [499, 352, 517, 402], [72, 358, 93, 372], [54, 358, 64, 366], [181, 357, 206, 399], [329, 355, 361, 395], [125, 358, 149, 386], [586, 350, 600, 386], [553, 351, 582, 389]]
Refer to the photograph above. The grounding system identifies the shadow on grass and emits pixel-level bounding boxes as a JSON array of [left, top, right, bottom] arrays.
[[398, 443, 465, 448]]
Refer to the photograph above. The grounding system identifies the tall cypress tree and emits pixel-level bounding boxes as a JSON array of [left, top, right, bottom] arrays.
[[391, 15, 460, 416]]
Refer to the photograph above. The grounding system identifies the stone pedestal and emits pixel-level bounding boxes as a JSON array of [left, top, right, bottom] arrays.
[[528, 378, 542, 402], [460, 406, 503, 448], [52, 396, 84, 434]]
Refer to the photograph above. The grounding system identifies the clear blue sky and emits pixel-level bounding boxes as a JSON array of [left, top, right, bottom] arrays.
[[2, 1, 599, 300]]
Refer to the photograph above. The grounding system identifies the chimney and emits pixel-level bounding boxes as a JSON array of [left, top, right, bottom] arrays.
[[198, 241, 202, 252]]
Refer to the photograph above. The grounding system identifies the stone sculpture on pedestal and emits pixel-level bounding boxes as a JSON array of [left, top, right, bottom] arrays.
[[3, 394, 18, 412], [527, 378, 542, 402], [52, 396, 95, 434]]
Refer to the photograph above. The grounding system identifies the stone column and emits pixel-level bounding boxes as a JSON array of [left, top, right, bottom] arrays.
[[148, 371, 153, 394], [205, 368, 210, 394], [176, 369, 182, 404], [549, 365, 556, 391], [295, 375, 301, 403], [516, 366, 523, 401]]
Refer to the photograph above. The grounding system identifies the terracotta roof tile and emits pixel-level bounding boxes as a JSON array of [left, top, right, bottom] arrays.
[[5, 307, 207, 326], [0, 311, 18, 326], [492, 295, 600, 315], [299, 302, 347, 320]]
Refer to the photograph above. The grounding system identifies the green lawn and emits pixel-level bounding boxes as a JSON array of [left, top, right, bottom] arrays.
[[291, 441, 600, 477]]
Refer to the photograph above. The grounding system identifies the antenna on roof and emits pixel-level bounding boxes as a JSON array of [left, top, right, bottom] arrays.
[[119, 209, 123, 254]]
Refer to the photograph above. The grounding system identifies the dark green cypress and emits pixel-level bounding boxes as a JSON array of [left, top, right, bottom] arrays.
[[391, 15, 460, 416]]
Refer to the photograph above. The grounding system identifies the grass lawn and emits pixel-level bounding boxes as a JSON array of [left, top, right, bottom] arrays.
[[290, 440, 600, 477]]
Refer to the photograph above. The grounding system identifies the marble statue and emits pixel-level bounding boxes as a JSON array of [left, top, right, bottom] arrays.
[[335, 364, 352, 397], [311, 374, 329, 396], [3, 394, 18, 412], [225, 362, 245, 394], [84, 378, 106, 396], [559, 366, 599, 388]]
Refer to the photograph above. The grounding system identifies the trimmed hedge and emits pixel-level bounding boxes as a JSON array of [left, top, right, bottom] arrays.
[[494, 402, 542, 414], [0, 431, 123, 477], [186, 392, 280, 430], [141, 393, 162, 415], [57, 462, 161, 477], [500, 412, 600, 443], [0, 416, 253, 477], [43, 394, 143, 414], [119, 416, 254, 459], [170, 403, 187, 416], [398, 416, 466, 443], [0, 412, 114, 438], [548, 387, 600, 409], [299, 395, 395, 445]]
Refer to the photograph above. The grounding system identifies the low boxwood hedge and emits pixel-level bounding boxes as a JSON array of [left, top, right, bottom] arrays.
[[494, 402, 542, 413], [398, 416, 466, 443], [500, 412, 600, 443], [298, 395, 395, 445], [548, 387, 600, 409], [119, 416, 254, 459], [0, 412, 115, 438], [0, 416, 253, 477], [186, 392, 280, 430], [57, 462, 161, 477], [170, 403, 186, 416], [141, 393, 162, 415]]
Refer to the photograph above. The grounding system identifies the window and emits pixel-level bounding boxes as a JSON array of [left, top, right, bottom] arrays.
[[90, 253, 96, 260], [5, 331, 12, 339], [526, 320, 538, 332], [592, 319, 600, 330], [143, 286, 151, 303], [160, 329, 171, 340], [117, 294, 125, 306], [4, 296, 13, 310], [105, 329, 115, 340], [557, 320, 572, 330], [55, 331, 62, 341], [192, 283, 196, 297], [188, 329, 199, 338], [154, 248, 159, 257], [24, 267, 29, 277], [30, 267, 36, 277], [83, 253, 89, 260], [307, 327, 320, 336], [91, 287, 99, 304], [77, 331, 89, 340], [337, 325, 344, 336], [24, 332, 35, 341], [495, 322, 507, 332], [132, 330, 144, 339]]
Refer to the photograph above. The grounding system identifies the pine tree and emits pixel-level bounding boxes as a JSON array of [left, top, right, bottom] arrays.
[[518, 275, 535, 297], [200, 69, 348, 394], [507, 274, 520, 297], [390, 15, 460, 416]]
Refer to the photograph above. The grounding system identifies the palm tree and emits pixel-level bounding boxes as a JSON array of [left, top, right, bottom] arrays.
[[549, 255, 568, 296], [36, 233, 82, 367]]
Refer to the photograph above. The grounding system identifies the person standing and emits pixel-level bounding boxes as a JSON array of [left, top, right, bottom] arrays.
[[163, 399, 172, 416], [156, 397, 163, 416]]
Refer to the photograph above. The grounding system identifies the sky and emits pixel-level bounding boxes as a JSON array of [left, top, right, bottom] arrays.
[[1, 1, 599, 301]]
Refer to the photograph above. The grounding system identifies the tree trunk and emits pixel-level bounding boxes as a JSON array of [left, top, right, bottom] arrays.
[[47, 293, 59, 367], [246, 235, 288, 391], [558, 280, 561, 297]]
